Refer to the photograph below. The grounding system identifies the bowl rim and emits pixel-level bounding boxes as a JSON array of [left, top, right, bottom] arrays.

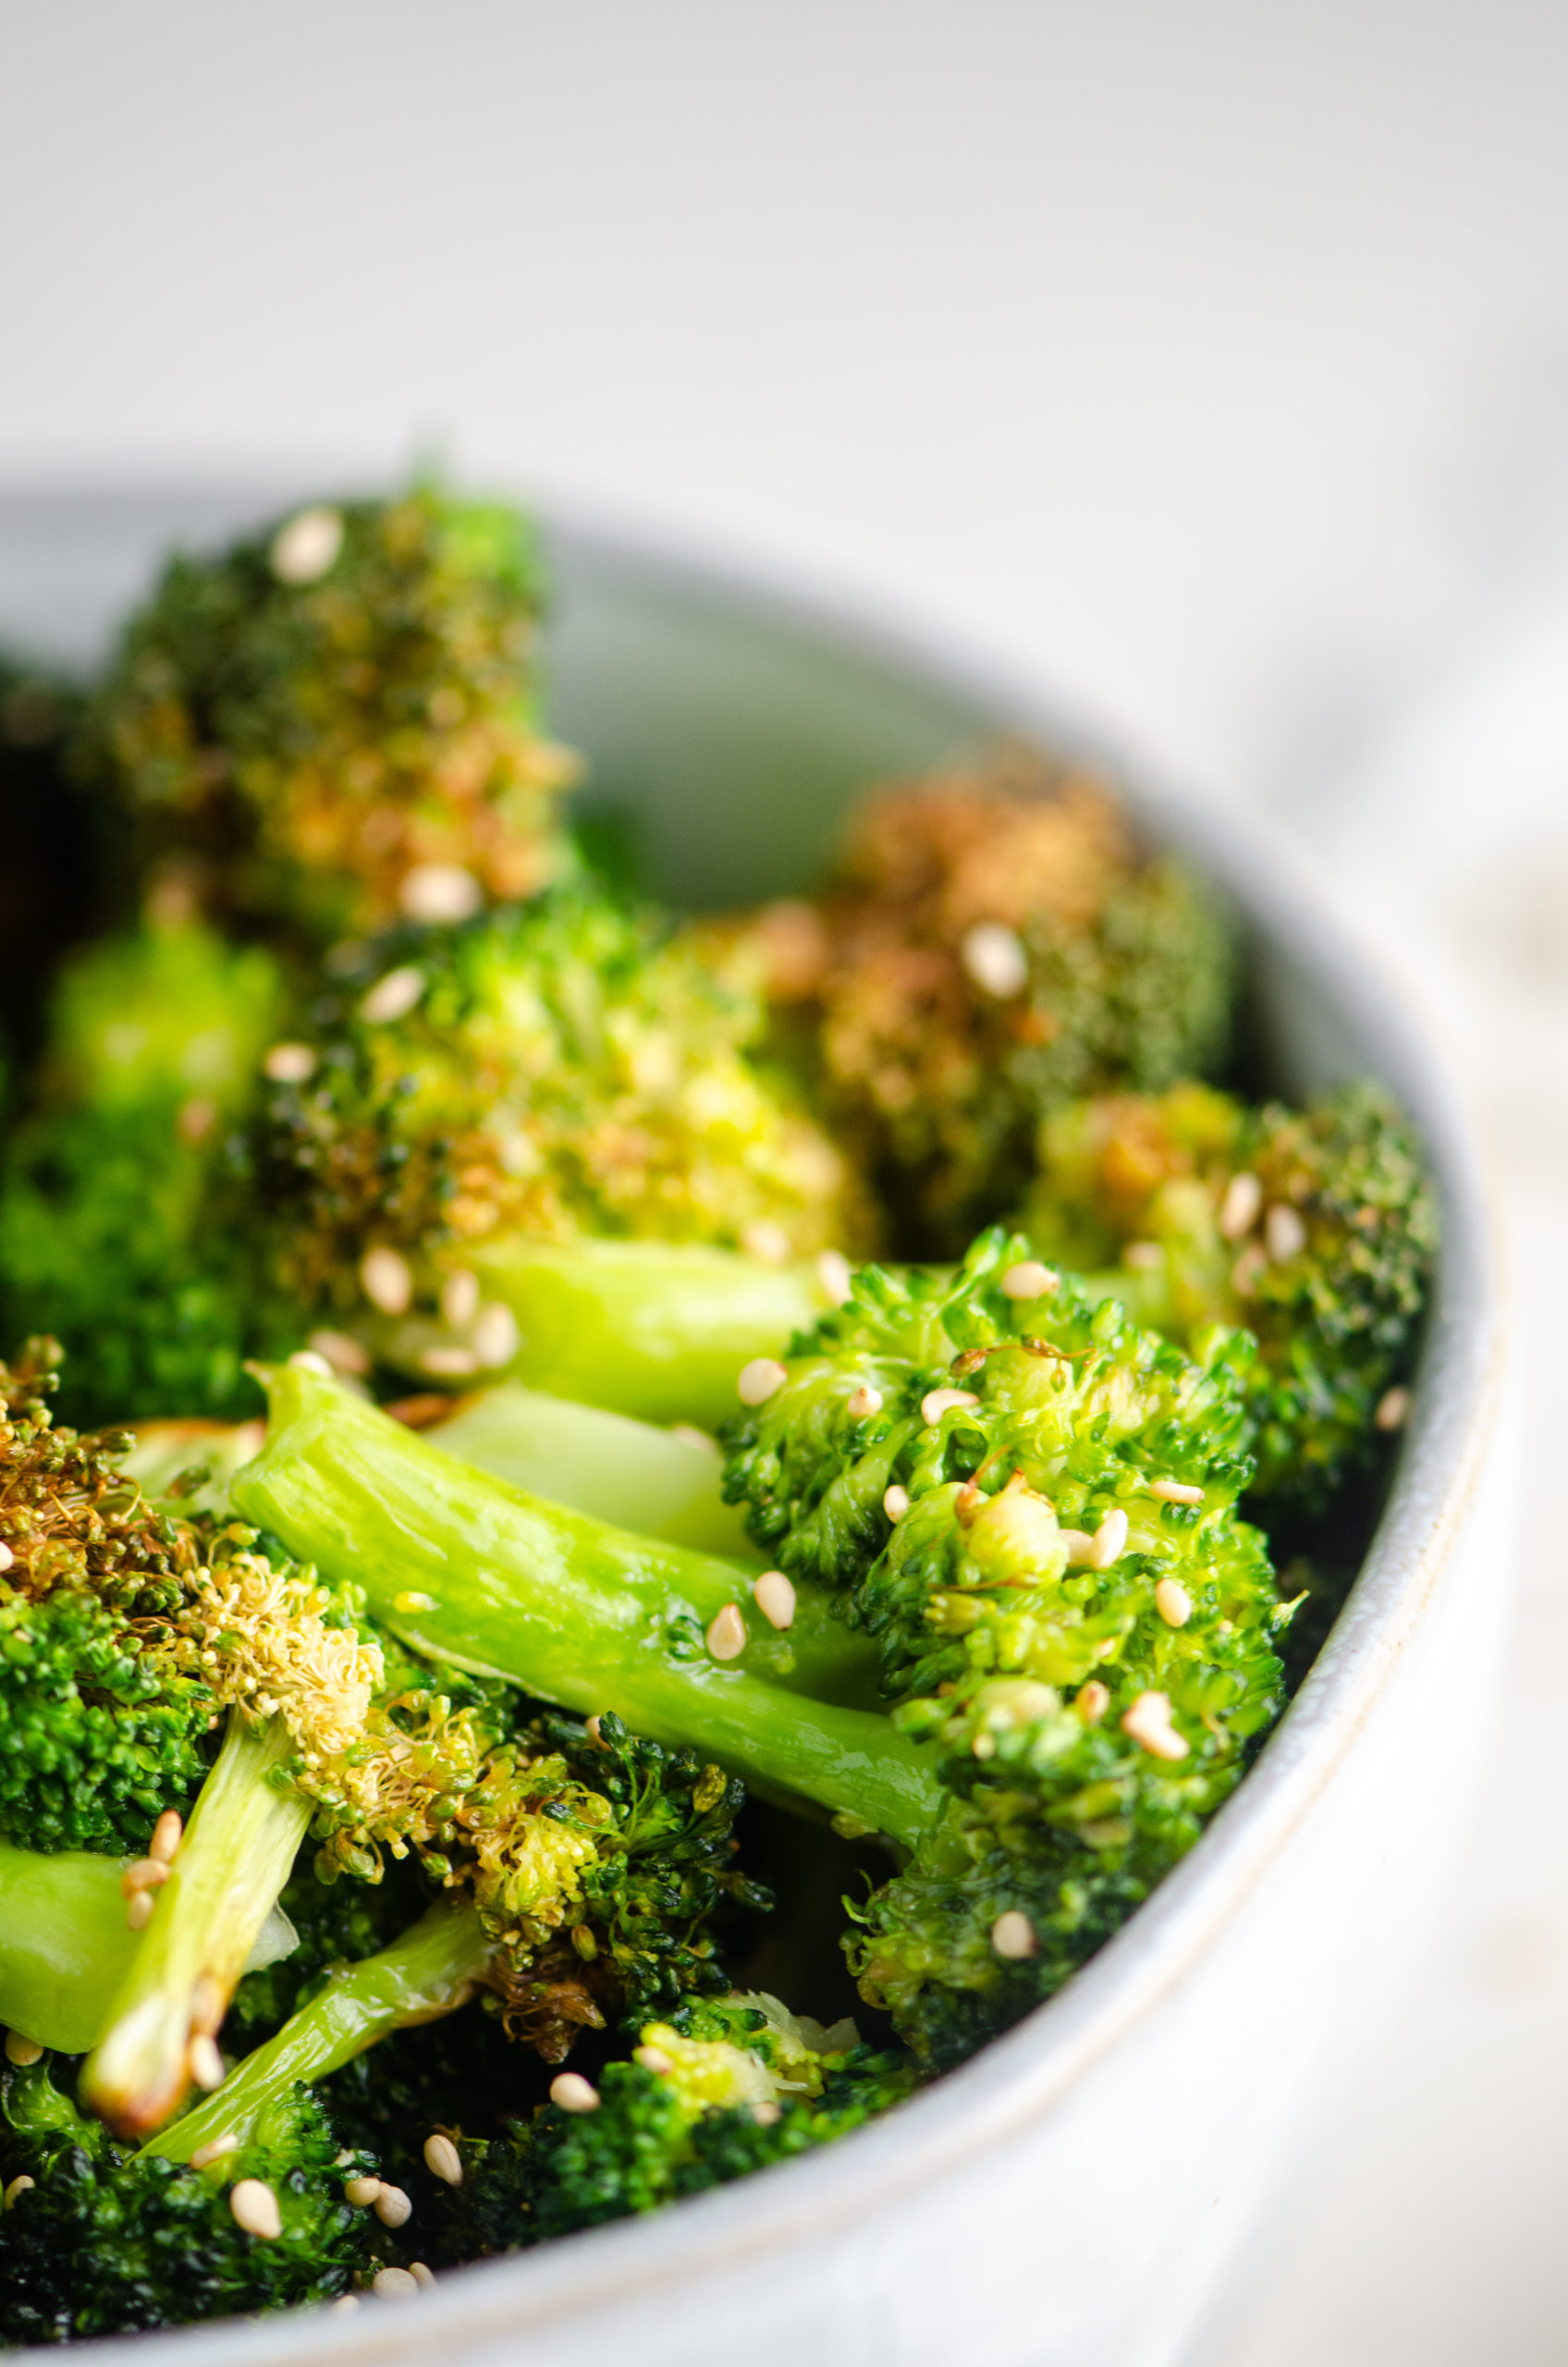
[[0, 495, 1505, 2366]]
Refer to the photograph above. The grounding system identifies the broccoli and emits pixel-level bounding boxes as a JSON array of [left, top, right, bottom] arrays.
[[79, 484, 580, 948], [1014, 1080, 1439, 1502], [729, 741, 1234, 1253], [234, 1274, 1290, 2071], [0, 662, 107, 1073], [250, 886, 860, 1422]]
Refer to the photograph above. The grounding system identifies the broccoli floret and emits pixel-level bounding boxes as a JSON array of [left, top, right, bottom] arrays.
[[1015, 1080, 1439, 1502], [732, 741, 1234, 1252], [0, 662, 109, 1073], [80, 484, 579, 947], [0, 2058, 376, 2341]]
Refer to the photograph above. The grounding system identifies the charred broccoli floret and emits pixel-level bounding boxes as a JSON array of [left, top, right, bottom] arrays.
[[733, 742, 1233, 1252], [80, 484, 579, 947], [0, 662, 108, 1072], [1014, 1080, 1439, 1502]]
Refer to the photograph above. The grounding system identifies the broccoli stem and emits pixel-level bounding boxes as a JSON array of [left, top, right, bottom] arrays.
[[146, 1900, 492, 2165], [80, 1712, 313, 2140], [459, 1236, 825, 1427], [0, 1844, 135, 2053], [235, 1365, 941, 1847]]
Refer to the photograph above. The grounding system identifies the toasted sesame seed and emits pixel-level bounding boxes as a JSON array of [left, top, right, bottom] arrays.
[[751, 2100, 782, 2127], [126, 1890, 155, 1932], [420, 1343, 480, 1378], [883, 1484, 911, 1523], [753, 1572, 797, 1630], [706, 1602, 747, 1662], [990, 1910, 1036, 1960], [343, 2176, 385, 2207], [374, 2184, 412, 2229], [846, 1381, 884, 1419], [4, 2031, 43, 2067], [741, 1219, 792, 1265], [308, 1329, 373, 1379], [371, 2268, 421, 2300], [999, 1260, 1059, 1300], [399, 864, 482, 924], [329, 2295, 361, 2314], [1121, 1690, 1189, 1760], [4, 2175, 35, 2209], [269, 505, 343, 585], [962, 921, 1029, 999], [583, 1715, 604, 1748], [1265, 1203, 1307, 1261], [150, 1809, 183, 1865], [393, 1590, 437, 1615], [188, 2034, 226, 2091], [549, 2071, 601, 2113], [669, 1423, 718, 1454], [1149, 1478, 1204, 1505], [263, 1040, 318, 1085], [1219, 1171, 1263, 1241], [1060, 1527, 1096, 1565], [817, 1249, 853, 1306], [229, 2178, 282, 2239], [1075, 1679, 1110, 1722], [634, 2045, 675, 2076], [737, 1356, 789, 1406], [1090, 1507, 1129, 1569], [360, 1245, 412, 1316], [921, 1387, 981, 1426], [288, 1350, 336, 1379], [1155, 1578, 1194, 1627], [409, 2263, 436, 2289], [0, 1541, 13, 1572], [190, 2134, 240, 2169], [1376, 1385, 1412, 1432], [360, 964, 425, 1026], [1231, 1245, 1267, 1297], [423, 2133, 463, 2188], [119, 1858, 169, 1897], [471, 1303, 520, 1368], [440, 1269, 481, 1329], [1123, 1241, 1163, 1271]]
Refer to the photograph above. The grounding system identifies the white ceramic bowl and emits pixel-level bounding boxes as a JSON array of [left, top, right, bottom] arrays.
[[0, 493, 1506, 2367]]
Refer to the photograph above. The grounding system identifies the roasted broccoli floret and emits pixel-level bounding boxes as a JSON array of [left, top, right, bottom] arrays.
[[0, 918, 300, 1426], [0, 662, 108, 1072], [1014, 1080, 1439, 1502], [80, 484, 579, 947], [731, 741, 1234, 1253], [251, 885, 860, 1420]]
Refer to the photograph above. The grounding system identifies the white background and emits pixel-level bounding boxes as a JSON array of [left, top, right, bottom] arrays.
[[6, 7, 1568, 2359]]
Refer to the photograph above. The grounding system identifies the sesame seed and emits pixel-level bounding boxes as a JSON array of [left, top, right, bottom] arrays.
[[269, 505, 343, 585], [961, 921, 1029, 999], [126, 1890, 155, 1932], [361, 1245, 414, 1316], [188, 2034, 226, 2091], [343, 2176, 385, 2207], [549, 2071, 601, 2113], [150, 1810, 182, 1865], [753, 1572, 797, 1630], [741, 1220, 792, 1265], [1376, 1385, 1412, 1432], [846, 1381, 884, 1419], [4, 2031, 43, 2067], [999, 1260, 1058, 1300], [471, 1303, 520, 1368], [119, 1858, 169, 1897], [423, 2133, 463, 2188], [190, 2134, 240, 2169], [1075, 1679, 1110, 1722], [0, 1542, 12, 1572], [371, 2268, 421, 2300], [1219, 1171, 1263, 1241], [1123, 1241, 1163, 1271], [1121, 1690, 1190, 1760], [669, 1423, 718, 1454], [398, 864, 482, 925], [817, 1249, 853, 1306], [178, 1097, 216, 1145], [737, 1356, 789, 1405], [440, 1269, 481, 1329], [360, 964, 426, 1026], [288, 1350, 336, 1380], [374, 2184, 412, 2228], [229, 2178, 282, 2239], [1060, 1528, 1097, 1565], [1265, 1203, 1307, 1261], [409, 2263, 436, 2289], [308, 1329, 372, 1379], [883, 1484, 911, 1523], [1090, 1508, 1129, 1569], [329, 2295, 361, 2314], [583, 1715, 604, 1748], [421, 1344, 480, 1378], [1155, 1578, 1194, 1627], [635, 2045, 675, 2076], [921, 1386, 981, 1426], [1149, 1478, 1204, 1504], [1231, 1245, 1267, 1297], [393, 1590, 436, 1615], [751, 2100, 782, 2127], [990, 1910, 1036, 1960], [706, 1602, 747, 1662], [263, 1041, 317, 1085], [3, 2175, 35, 2210]]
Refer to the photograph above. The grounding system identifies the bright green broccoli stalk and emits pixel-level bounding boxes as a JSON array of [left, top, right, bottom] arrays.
[[0, 917, 302, 1425], [719, 1225, 1292, 2067], [1014, 1079, 1439, 1502], [79, 483, 580, 947], [724, 741, 1234, 1254], [0, 2056, 377, 2342], [249, 886, 860, 1417]]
